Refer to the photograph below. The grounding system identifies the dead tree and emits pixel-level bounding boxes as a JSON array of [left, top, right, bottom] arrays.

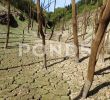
[[59, 1, 66, 42], [37, 0, 47, 69], [6, 0, 11, 48], [105, 31, 110, 54], [94, 10, 99, 34], [62, 0, 66, 32], [72, 0, 79, 62], [49, 0, 56, 40], [22, 26, 27, 43], [28, 3, 32, 33], [94, 0, 105, 34], [94, 0, 99, 34], [31, 8, 34, 30], [81, 0, 110, 99], [82, 0, 87, 40], [93, 2, 106, 62], [49, 24, 55, 40], [31, 0, 36, 30], [96, 31, 106, 62], [58, 34, 62, 42]]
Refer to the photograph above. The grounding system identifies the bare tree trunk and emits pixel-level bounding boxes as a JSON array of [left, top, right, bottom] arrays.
[[37, 0, 47, 69], [49, 0, 56, 40], [83, 13, 87, 40], [97, 32, 105, 56], [37, 25, 40, 38], [94, 0, 105, 34], [82, 1, 110, 98], [6, 0, 11, 48], [44, 18, 47, 34], [82, 0, 87, 40], [58, 34, 62, 42], [92, 5, 105, 46], [59, 21, 64, 42], [22, 30, 25, 43], [105, 32, 110, 54], [94, 10, 99, 34], [28, 4, 32, 33], [31, 8, 34, 30], [72, 0, 79, 62], [62, 13, 65, 32], [93, 3, 106, 62], [22, 26, 27, 43], [49, 25, 55, 40]]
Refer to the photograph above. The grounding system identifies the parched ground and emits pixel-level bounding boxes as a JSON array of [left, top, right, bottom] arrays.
[[0, 27, 110, 100]]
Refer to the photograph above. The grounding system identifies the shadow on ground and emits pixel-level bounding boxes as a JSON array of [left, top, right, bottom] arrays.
[[47, 56, 69, 67], [0, 57, 69, 70], [104, 56, 110, 61], [95, 65, 110, 75], [73, 65, 110, 100], [73, 81, 110, 100], [79, 55, 89, 62], [88, 82, 110, 97]]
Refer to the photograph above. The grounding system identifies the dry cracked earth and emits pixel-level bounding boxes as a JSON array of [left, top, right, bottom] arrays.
[[0, 30, 110, 100]]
